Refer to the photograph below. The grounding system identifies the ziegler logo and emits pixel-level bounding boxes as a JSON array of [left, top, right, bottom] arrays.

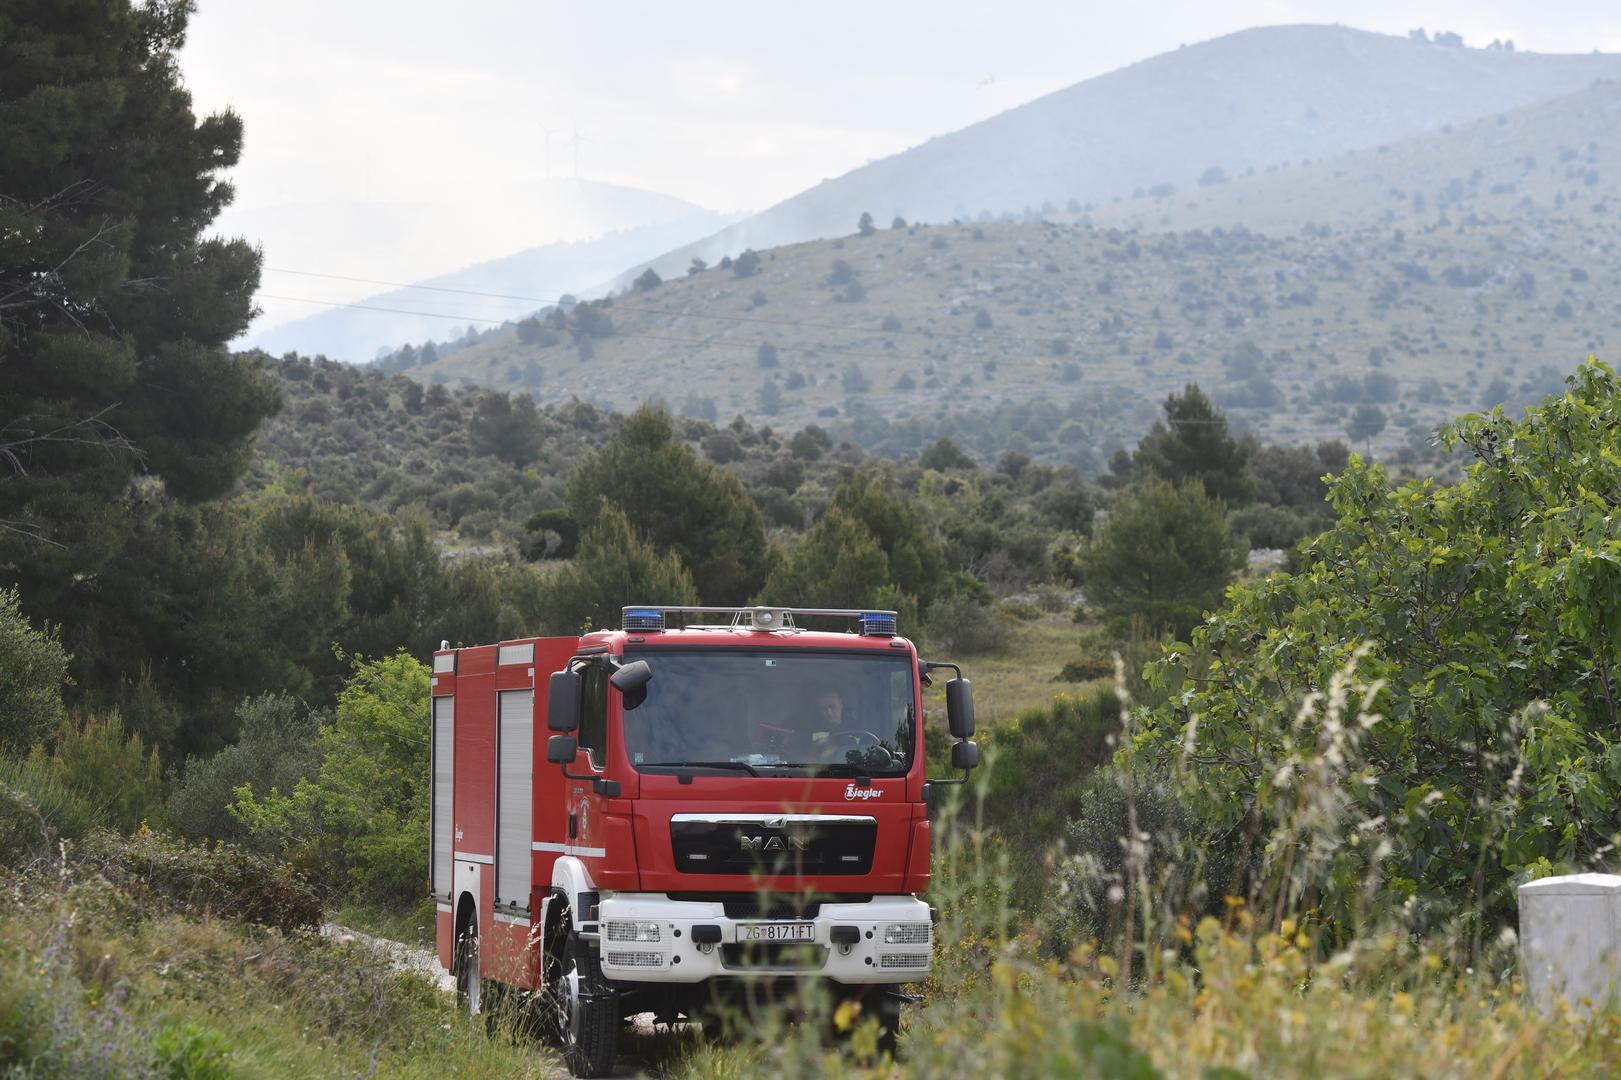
[[844, 784, 881, 801], [740, 834, 809, 853]]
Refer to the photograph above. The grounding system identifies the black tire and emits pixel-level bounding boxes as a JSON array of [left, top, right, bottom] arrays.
[[834, 987, 902, 1059], [550, 923, 618, 1078], [455, 918, 483, 1018], [870, 992, 902, 1059]]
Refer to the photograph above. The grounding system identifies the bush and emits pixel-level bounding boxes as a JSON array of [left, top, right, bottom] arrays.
[[83, 827, 322, 932], [1058, 640, 1117, 682], [30, 713, 165, 834], [0, 587, 70, 755], [922, 595, 1016, 655], [0, 782, 50, 865], [0, 755, 102, 845], [1078, 475, 1246, 638], [1140, 362, 1621, 925], [1050, 763, 1239, 945], [169, 694, 324, 849], [1226, 503, 1315, 550], [231, 652, 437, 904]]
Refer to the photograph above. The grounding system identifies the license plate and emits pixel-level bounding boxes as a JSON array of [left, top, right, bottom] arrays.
[[737, 922, 815, 943]]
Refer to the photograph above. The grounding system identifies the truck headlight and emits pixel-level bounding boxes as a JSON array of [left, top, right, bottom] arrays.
[[884, 923, 931, 945], [605, 920, 661, 943]]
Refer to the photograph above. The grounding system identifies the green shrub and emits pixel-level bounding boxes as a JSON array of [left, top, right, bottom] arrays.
[[1140, 362, 1621, 926], [0, 587, 70, 755], [0, 755, 102, 844], [30, 713, 165, 834], [983, 689, 1122, 863], [1049, 764, 1240, 948], [0, 782, 51, 865], [231, 652, 433, 904], [999, 599, 1043, 622], [152, 1023, 234, 1080], [1226, 502, 1315, 550], [169, 694, 323, 850], [1059, 654, 1115, 683], [1078, 474, 1246, 638], [922, 595, 1016, 655]]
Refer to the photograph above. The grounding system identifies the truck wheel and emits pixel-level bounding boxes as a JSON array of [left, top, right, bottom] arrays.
[[455, 919, 482, 1017], [835, 988, 902, 1058], [871, 992, 902, 1058], [551, 926, 617, 1078]]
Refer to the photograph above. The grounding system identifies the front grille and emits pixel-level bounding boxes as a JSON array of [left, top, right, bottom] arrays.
[[721, 943, 828, 970], [879, 953, 930, 970], [604, 950, 665, 968], [666, 892, 875, 920], [670, 818, 877, 876]]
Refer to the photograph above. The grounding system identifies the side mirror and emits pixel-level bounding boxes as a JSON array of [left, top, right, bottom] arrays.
[[946, 678, 975, 739], [546, 734, 578, 765], [610, 660, 652, 693], [951, 740, 979, 771], [610, 660, 652, 712], [547, 669, 582, 732]]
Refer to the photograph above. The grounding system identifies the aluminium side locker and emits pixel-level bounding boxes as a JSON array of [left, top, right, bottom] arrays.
[[430, 648, 457, 971], [489, 639, 540, 985]]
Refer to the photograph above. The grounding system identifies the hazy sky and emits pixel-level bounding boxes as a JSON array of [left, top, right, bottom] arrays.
[[183, 1, 1621, 217]]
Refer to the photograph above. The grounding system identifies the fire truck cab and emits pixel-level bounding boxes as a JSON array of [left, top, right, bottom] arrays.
[[430, 605, 978, 1076]]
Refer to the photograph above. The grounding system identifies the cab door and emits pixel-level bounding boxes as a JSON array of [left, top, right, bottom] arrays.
[[571, 665, 610, 860]]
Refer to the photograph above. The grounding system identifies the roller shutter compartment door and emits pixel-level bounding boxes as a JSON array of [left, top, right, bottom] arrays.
[[432, 696, 454, 899], [496, 689, 534, 907]]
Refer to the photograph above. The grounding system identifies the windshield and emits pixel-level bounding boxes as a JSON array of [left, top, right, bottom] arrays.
[[622, 649, 915, 777]]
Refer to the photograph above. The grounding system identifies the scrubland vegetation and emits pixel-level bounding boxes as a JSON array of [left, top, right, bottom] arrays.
[[10, 3, 1621, 1076]]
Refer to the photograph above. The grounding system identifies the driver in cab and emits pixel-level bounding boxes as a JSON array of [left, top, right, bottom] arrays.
[[805, 689, 850, 762]]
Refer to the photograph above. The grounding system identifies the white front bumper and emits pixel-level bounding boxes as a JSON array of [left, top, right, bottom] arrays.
[[594, 893, 933, 985]]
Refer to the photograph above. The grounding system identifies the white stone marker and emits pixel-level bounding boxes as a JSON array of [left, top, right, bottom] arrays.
[[1519, 873, 1621, 1011]]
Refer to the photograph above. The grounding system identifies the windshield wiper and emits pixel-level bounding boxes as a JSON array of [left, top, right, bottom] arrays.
[[799, 762, 884, 778], [645, 760, 763, 777]]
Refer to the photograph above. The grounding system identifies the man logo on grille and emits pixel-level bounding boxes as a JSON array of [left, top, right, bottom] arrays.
[[740, 834, 809, 853]]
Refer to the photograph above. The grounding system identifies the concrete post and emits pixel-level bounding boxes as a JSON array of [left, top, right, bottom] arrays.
[[1518, 873, 1621, 1011]]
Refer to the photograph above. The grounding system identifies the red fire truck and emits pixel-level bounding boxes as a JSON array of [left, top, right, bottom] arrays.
[[430, 604, 978, 1076]]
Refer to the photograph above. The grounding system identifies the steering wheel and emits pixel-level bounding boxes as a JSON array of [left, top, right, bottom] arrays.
[[826, 729, 893, 767]]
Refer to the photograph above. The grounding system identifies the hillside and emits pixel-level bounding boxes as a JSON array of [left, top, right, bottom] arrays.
[[613, 26, 1621, 285], [406, 194, 1619, 468], [1087, 78, 1621, 234], [245, 209, 740, 363]]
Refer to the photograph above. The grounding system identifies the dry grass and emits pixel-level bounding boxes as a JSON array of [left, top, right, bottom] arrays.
[[931, 613, 1088, 728]]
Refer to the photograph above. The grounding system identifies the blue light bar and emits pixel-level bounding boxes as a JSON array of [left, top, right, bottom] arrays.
[[859, 611, 898, 637], [623, 607, 665, 631]]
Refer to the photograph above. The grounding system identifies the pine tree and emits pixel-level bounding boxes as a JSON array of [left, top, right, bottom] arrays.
[[1, 1, 278, 558], [567, 408, 772, 603], [0, 0, 281, 740], [1131, 384, 1256, 504]]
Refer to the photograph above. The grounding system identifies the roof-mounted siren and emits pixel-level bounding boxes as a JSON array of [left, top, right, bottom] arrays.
[[622, 607, 666, 632], [747, 607, 792, 631], [859, 610, 898, 637]]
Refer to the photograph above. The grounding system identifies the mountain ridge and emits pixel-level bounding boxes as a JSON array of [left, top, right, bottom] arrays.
[[610, 25, 1621, 286]]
